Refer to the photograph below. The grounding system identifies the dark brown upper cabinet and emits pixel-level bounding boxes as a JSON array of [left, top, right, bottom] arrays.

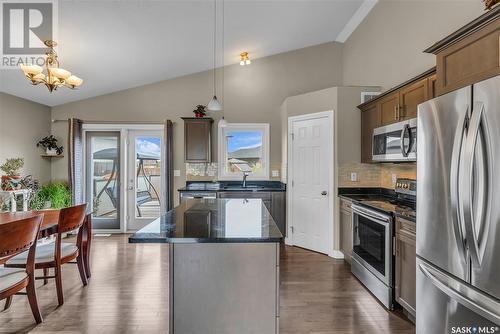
[[182, 117, 213, 163], [379, 91, 400, 126], [425, 7, 500, 96], [360, 102, 380, 163], [399, 78, 428, 121]]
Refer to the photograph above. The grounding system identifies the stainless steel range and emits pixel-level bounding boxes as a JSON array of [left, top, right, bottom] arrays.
[[351, 179, 416, 309]]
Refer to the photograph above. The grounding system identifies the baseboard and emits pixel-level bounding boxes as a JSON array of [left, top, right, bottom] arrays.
[[330, 250, 345, 259]]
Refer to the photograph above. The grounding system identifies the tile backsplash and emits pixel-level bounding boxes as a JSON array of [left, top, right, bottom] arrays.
[[339, 162, 416, 189], [186, 163, 218, 181], [186, 162, 416, 187], [186, 162, 283, 181]]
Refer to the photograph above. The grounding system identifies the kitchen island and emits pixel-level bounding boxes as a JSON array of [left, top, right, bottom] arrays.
[[129, 198, 282, 334]]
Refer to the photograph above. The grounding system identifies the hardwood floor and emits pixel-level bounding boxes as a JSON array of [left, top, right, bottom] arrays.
[[279, 246, 414, 334], [0, 236, 414, 334]]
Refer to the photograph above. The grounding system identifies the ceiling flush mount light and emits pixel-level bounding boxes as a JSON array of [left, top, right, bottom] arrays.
[[20, 40, 83, 93], [239, 52, 251, 66], [207, 0, 223, 111]]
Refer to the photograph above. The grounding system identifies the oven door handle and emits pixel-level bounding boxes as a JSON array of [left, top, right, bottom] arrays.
[[351, 204, 391, 226]]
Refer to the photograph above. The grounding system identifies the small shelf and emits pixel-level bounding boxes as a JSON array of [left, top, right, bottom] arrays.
[[41, 154, 64, 158]]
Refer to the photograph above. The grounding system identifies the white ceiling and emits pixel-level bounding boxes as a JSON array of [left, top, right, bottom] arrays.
[[0, 0, 376, 107]]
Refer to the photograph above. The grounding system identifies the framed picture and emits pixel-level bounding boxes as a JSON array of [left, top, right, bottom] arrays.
[[360, 91, 381, 104]]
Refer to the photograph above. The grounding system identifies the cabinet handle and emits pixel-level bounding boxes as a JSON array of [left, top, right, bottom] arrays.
[[394, 106, 398, 120]]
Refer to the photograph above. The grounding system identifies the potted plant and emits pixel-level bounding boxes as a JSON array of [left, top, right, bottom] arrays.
[[0, 158, 24, 190], [193, 105, 207, 118], [30, 181, 72, 210], [37, 135, 63, 155]]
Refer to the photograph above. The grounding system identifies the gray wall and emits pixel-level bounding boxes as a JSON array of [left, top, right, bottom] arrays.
[[51, 42, 344, 202], [342, 0, 484, 91], [0, 92, 52, 183]]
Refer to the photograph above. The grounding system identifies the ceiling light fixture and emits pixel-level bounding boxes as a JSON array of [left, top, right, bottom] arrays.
[[239, 52, 251, 66], [207, 0, 223, 111], [20, 40, 83, 93]]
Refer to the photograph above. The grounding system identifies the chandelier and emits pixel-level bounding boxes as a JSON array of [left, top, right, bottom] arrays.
[[20, 40, 83, 93]]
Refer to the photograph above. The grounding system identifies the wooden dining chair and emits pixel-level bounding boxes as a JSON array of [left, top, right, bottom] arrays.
[[6, 204, 88, 306], [0, 215, 43, 323], [81, 214, 92, 279]]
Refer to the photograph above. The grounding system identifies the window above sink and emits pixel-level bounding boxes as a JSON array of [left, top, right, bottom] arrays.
[[218, 123, 270, 180]]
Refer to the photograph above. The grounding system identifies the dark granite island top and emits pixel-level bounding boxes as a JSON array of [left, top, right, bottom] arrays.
[[129, 198, 283, 244], [129, 198, 282, 333]]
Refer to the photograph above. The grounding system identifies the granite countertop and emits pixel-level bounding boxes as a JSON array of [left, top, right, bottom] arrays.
[[178, 181, 286, 192], [129, 198, 283, 243], [338, 187, 416, 222]]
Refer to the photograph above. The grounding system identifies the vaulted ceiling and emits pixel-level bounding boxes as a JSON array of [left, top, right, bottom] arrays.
[[0, 0, 376, 106]]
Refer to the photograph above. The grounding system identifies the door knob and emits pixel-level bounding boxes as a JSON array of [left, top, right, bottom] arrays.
[[321, 191, 328, 196]]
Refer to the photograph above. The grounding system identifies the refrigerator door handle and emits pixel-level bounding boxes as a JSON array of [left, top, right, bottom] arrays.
[[419, 261, 500, 325], [450, 105, 469, 261], [460, 102, 491, 267]]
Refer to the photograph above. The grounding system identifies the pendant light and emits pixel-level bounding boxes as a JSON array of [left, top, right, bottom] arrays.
[[207, 0, 223, 111], [218, 116, 227, 127], [217, 0, 227, 127]]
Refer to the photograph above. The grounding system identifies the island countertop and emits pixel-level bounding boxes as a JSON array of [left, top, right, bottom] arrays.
[[129, 198, 283, 243]]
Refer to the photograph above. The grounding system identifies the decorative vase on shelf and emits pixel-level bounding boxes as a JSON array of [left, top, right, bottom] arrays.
[[193, 105, 207, 118], [46, 148, 58, 155]]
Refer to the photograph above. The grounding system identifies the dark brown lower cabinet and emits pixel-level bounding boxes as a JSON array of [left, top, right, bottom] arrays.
[[217, 191, 286, 236], [395, 217, 416, 318], [339, 198, 352, 264]]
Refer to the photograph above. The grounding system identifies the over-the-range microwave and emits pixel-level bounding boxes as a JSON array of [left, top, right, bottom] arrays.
[[372, 118, 416, 162]]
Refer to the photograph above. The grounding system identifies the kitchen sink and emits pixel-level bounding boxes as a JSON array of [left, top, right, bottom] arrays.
[[223, 185, 265, 190]]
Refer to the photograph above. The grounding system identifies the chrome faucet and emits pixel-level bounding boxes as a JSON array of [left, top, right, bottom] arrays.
[[242, 172, 249, 188]]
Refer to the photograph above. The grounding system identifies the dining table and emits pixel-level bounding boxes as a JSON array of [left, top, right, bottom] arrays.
[[0, 210, 93, 278]]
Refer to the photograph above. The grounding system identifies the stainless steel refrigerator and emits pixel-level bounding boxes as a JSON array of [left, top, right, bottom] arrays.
[[417, 75, 500, 333]]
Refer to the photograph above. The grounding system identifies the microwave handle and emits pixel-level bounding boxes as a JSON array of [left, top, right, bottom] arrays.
[[400, 123, 410, 157]]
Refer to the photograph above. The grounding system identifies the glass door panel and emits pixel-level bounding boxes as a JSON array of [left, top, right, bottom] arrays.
[[127, 131, 163, 231], [86, 131, 121, 230]]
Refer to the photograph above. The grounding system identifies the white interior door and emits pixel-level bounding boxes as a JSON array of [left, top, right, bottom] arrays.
[[289, 112, 333, 254], [127, 130, 164, 231]]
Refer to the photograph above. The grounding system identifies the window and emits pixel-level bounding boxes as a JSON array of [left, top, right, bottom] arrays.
[[218, 123, 270, 180]]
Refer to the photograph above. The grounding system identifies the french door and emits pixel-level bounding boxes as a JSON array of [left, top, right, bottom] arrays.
[[127, 130, 163, 231], [84, 126, 164, 232], [85, 131, 122, 230]]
